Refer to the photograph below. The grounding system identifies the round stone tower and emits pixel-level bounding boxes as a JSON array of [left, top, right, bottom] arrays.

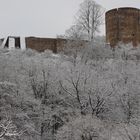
[[105, 7, 140, 47]]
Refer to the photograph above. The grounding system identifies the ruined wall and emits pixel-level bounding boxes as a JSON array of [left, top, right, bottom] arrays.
[[26, 37, 57, 53], [4, 36, 20, 48], [0, 36, 87, 53], [106, 7, 140, 47], [25, 37, 67, 53], [56, 38, 67, 52]]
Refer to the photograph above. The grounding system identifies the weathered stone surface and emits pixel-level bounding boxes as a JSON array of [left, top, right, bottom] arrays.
[[106, 7, 140, 47]]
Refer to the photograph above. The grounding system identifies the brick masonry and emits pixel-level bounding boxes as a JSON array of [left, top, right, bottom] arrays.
[[1, 37, 67, 53], [25, 37, 61, 53], [0, 36, 87, 53], [106, 7, 140, 47]]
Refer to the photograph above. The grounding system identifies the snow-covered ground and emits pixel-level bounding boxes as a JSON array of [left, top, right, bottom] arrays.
[[0, 43, 140, 140]]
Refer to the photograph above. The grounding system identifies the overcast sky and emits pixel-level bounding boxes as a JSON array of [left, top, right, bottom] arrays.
[[0, 0, 140, 38]]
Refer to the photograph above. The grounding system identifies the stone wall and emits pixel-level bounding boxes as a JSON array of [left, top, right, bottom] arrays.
[[0, 36, 87, 53], [25, 37, 67, 53], [26, 37, 57, 53], [106, 7, 140, 47]]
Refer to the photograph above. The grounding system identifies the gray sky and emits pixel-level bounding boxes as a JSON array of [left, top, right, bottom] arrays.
[[0, 0, 140, 38]]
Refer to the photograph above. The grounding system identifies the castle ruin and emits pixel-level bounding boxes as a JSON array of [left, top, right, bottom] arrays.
[[0, 36, 67, 53], [106, 7, 140, 47], [0, 36, 87, 53]]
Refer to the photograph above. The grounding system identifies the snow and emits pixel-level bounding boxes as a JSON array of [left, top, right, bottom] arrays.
[[51, 53, 60, 58], [0, 42, 140, 140], [1, 37, 7, 48], [9, 37, 15, 50], [20, 37, 26, 50]]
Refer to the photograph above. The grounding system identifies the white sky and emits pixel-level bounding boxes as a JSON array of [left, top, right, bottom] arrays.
[[0, 0, 140, 38]]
